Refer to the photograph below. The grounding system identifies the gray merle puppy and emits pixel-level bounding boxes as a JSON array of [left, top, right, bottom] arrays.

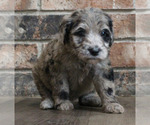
[[32, 8, 124, 113]]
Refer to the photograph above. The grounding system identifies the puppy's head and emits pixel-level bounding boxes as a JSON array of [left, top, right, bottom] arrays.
[[59, 8, 113, 63]]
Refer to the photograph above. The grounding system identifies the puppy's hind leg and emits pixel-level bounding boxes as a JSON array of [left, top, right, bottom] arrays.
[[79, 91, 102, 107], [32, 71, 54, 110]]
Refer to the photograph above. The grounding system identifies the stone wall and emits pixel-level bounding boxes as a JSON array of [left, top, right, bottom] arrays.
[[0, 0, 150, 97]]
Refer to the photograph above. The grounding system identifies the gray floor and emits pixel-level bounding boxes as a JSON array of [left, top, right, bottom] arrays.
[[15, 97, 135, 125]]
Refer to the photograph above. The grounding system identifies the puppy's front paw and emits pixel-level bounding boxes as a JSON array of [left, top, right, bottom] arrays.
[[57, 101, 74, 111], [103, 103, 124, 114], [40, 98, 54, 110]]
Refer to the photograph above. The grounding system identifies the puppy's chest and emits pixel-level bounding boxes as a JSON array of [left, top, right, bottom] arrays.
[[66, 63, 92, 85]]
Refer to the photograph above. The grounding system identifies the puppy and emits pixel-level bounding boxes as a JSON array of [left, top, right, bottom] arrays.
[[32, 8, 124, 113]]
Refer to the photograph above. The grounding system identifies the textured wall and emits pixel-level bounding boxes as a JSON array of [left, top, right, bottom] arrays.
[[0, 0, 150, 97]]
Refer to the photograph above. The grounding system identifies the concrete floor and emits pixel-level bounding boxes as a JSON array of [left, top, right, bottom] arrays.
[[15, 97, 135, 125]]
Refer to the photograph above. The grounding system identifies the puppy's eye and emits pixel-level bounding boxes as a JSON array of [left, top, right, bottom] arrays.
[[101, 29, 110, 38], [73, 28, 86, 37], [100, 29, 111, 42]]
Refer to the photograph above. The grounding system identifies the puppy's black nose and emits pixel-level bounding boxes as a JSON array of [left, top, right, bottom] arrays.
[[88, 46, 101, 56]]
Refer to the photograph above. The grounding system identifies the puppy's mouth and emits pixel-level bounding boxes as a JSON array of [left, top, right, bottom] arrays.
[[87, 57, 101, 60], [86, 56, 102, 62], [86, 57, 102, 64], [87, 50, 108, 60], [79, 52, 107, 60]]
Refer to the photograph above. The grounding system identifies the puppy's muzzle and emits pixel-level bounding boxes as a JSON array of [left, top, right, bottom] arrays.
[[88, 46, 101, 56]]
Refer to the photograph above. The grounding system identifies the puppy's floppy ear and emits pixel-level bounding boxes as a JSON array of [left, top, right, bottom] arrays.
[[59, 11, 80, 45], [59, 16, 73, 45], [104, 14, 114, 47], [106, 14, 113, 32]]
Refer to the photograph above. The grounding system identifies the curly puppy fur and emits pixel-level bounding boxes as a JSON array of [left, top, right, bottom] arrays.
[[32, 8, 124, 113]]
